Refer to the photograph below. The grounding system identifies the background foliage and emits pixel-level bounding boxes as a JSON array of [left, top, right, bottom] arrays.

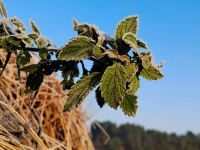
[[92, 121, 200, 150]]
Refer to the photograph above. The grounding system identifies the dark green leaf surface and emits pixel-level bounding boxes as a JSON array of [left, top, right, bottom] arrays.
[[17, 50, 31, 65], [25, 71, 44, 93], [21, 64, 40, 73], [95, 86, 105, 108], [7, 35, 21, 46], [120, 94, 138, 116], [0, 52, 11, 75], [0, 59, 3, 68]]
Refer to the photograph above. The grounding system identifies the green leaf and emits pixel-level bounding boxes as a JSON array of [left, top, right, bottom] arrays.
[[127, 76, 140, 95], [0, 59, 3, 68], [12, 17, 26, 31], [0, 37, 8, 49], [120, 94, 138, 116], [0, 52, 11, 75], [64, 72, 101, 111], [61, 79, 74, 90], [30, 20, 40, 35], [140, 65, 164, 80], [36, 36, 47, 48], [140, 52, 152, 69], [100, 63, 126, 109], [115, 16, 138, 52], [58, 36, 96, 61], [92, 35, 105, 58], [103, 50, 130, 65], [137, 40, 148, 49], [95, 86, 105, 108], [62, 61, 79, 80], [124, 64, 138, 82], [103, 50, 119, 59], [17, 50, 31, 65], [7, 35, 21, 46], [90, 58, 108, 73], [39, 48, 48, 60], [0, 0, 7, 18], [22, 38, 33, 47], [73, 19, 100, 41], [122, 32, 139, 53], [25, 71, 44, 93], [28, 33, 38, 40], [21, 64, 40, 73]]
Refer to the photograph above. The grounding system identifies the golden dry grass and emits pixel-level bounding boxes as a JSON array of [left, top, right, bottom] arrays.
[[0, 49, 94, 150]]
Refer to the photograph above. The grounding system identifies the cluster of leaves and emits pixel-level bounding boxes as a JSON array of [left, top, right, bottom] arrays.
[[0, 0, 163, 116]]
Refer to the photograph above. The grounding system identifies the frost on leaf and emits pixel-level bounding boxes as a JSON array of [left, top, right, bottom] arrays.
[[64, 72, 101, 111], [58, 36, 96, 61], [122, 32, 139, 53], [125, 64, 138, 82], [115, 16, 138, 52], [127, 76, 140, 95], [140, 65, 164, 80], [30, 20, 40, 35]]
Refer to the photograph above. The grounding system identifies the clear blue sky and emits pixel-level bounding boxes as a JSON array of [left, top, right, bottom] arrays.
[[4, 0, 200, 134]]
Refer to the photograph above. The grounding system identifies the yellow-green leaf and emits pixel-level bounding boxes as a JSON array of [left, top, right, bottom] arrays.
[[122, 32, 139, 53], [100, 63, 126, 109], [103, 50, 119, 59], [120, 94, 138, 116], [0, 0, 7, 18], [115, 16, 138, 52], [137, 40, 148, 49], [58, 36, 96, 61], [12, 17, 26, 31], [93, 35, 105, 58], [127, 76, 140, 95], [64, 72, 101, 111], [30, 20, 40, 35], [140, 52, 153, 69], [125, 64, 138, 82], [140, 65, 164, 80]]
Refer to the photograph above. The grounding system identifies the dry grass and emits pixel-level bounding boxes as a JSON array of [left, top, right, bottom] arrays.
[[0, 49, 94, 150]]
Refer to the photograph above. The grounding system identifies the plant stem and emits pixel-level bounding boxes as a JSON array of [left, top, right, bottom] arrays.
[[0, 46, 58, 52]]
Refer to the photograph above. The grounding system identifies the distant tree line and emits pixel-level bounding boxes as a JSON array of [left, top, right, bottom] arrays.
[[91, 121, 200, 150]]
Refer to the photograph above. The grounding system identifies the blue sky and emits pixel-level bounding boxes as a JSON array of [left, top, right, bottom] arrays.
[[4, 0, 200, 134]]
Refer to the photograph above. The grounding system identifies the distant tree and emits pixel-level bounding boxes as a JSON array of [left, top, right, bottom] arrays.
[[91, 121, 200, 150]]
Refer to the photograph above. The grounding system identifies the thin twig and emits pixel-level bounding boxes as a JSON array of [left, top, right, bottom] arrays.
[[0, 46, 58, 52], [80, 60, 88, 75], [93, 121, 110, 145]]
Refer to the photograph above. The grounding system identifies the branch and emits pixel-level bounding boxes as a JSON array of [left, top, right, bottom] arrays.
[[0, 46, 59, 52], [80, 60, 88, 75]]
